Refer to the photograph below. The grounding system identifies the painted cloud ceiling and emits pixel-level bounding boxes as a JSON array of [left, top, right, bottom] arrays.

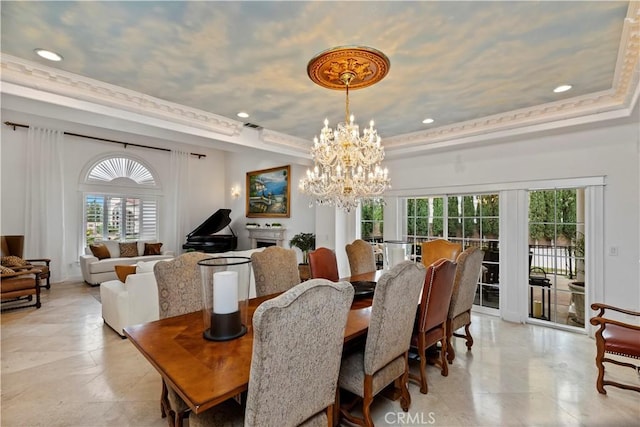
[[1, 1, 637, 145]]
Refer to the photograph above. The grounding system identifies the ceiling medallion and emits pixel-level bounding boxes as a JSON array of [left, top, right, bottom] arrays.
[[306, 46, 390, 91], [300, 46, 391, 212]]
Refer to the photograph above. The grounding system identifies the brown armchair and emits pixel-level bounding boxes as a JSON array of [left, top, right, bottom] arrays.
[[1, 235, 51, 289], [590, 303, 640, 394], [1, 267, 42, 311]]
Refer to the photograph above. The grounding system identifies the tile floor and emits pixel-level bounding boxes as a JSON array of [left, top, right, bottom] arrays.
[[1, 282, 639, 426]]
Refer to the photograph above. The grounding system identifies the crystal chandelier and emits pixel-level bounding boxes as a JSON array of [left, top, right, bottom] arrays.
[[299, 46, 391, 212]]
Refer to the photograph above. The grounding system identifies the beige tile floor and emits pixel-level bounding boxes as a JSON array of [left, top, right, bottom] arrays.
[[1, 282, 639, 427]]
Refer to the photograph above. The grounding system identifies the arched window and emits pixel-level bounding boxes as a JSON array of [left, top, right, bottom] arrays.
[[82, 155, 160, 245]]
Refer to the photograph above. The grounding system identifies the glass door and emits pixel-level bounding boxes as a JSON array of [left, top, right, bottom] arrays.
[[528, 188, 585, 328]]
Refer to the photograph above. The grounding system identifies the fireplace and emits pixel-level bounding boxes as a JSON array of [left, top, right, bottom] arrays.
[[247, 227, 286, 249]]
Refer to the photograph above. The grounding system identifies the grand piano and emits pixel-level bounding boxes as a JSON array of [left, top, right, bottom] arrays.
[[182, 209, 238, 253]]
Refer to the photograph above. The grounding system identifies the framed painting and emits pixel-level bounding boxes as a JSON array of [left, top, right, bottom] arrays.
[[246, 165, 291, 218]]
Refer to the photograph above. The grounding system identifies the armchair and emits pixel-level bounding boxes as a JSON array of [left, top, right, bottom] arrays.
[[1, 266, 41, 311], [1, 235, 51, 289], [590, 303, 640, 394]]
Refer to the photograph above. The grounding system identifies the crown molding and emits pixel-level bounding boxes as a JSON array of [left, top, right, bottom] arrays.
[[384, 2, 639, 152], [0, 54, 244, 137], [260, 129, 310, 154]]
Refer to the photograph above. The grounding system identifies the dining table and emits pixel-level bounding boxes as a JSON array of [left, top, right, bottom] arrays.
[[124, 269, 385, 415]]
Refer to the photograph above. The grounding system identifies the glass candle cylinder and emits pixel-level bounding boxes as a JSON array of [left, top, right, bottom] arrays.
[[199, 256, 251, 341], [383, 240, 411, 270]]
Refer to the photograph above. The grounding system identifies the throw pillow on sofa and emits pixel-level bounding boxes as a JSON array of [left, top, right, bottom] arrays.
[[114, 265, 137, 283], [89, 244, 111, 260], [144, 242, 163, 255], [119, 242, 139, 257]]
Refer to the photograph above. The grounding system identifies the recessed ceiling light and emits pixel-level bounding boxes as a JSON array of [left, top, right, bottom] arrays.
[[553, 85, 572, 93], [422, 118, 435, 124], [34, 48, 63, 62], [237, 112, 249, 118]]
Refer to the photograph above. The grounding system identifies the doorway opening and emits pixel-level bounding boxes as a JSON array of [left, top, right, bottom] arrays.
[[528, 188, 585, 328]]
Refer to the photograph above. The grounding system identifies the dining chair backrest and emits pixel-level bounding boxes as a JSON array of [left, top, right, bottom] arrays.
[[417, 258, 457, 333], [308, 247, 339, 282], [251, 246, 300, 297], [245, 279, 354, 426], [420, 239, 461, 268], [154, 252, 211, 319], [345, 239, 377, 276], [448, 247, 484, 323], [364, 261, 426, 375]]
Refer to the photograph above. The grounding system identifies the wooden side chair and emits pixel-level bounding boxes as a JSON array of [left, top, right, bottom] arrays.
[[420, 239, 461, 268], [446, 247, 484, 363], [338, 261, 426, 426], [189, 279, 355, 427], [590, 303, 640, 394], [345, 239, 377, 276], [409, 258, 457, 394], [308, 247, 340, 282], [153, 251, 212, 427], [251, 246, 300, 296]]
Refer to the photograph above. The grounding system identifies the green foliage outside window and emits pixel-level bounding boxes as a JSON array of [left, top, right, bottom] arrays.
[[529, 189, 577, 242], [361, 200, 384, 241]]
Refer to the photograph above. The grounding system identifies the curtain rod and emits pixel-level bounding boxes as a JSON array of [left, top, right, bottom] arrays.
[[3, 121, 206, 159]]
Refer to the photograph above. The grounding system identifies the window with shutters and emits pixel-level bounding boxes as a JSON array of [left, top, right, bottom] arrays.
[[82, 156, 159, 245]]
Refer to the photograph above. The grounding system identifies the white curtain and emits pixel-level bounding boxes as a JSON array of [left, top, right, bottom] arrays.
[[167, 150, 190, 254], [25, 127, 67, 283]]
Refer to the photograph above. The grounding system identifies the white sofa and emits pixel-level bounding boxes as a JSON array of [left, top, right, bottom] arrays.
[[100, 248, 264, 336], [80, 240, 174, 285]]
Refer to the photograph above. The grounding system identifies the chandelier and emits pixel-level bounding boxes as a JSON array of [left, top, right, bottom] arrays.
[[299, 46, 391, 212]]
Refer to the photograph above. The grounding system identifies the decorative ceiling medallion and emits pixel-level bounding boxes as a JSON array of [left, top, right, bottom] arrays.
[[307, 46, 390, 91]]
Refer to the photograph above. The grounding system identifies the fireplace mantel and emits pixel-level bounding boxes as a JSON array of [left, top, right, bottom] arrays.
[[247, 228, 286, 248]]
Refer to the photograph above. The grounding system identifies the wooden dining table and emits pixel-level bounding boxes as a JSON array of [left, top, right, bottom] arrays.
[[124, 269, 384, 415]]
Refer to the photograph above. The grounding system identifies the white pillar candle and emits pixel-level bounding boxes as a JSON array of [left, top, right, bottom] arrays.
[[213, 271, 238, 314], [390, 247, 405, 267]]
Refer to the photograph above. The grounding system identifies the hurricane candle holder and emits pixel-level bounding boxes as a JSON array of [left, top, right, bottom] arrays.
[[199, 257, 252, 341], [383, 240, 411, 270]]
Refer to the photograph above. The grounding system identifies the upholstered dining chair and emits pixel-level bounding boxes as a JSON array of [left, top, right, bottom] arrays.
[[446, 247, 484, 363], [189, 279, 355, 427], [338, 261, 426, 427], [1, 235, 52, 289], [308, 247, 340, 282], [345, 239, 377, 276], [154, 251, 212, 427], [409, 258, 457, 394], [420, 239, 461, 269], [590, 303, 640, 394], [251, 246, 300, 297]]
